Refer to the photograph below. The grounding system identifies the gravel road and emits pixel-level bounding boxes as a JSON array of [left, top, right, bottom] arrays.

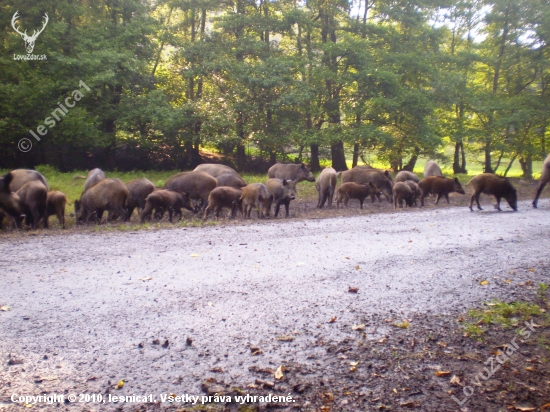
[[1, 200, 549, 410]]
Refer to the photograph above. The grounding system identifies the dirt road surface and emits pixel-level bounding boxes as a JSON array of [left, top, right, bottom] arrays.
[[1, 200, 549, 410]]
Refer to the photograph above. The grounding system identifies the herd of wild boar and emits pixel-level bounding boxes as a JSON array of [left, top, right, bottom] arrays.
[[1, 154, 549, 230]]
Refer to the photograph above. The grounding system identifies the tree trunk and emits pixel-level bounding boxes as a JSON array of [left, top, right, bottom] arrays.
[[484, 143, 493, 173], [519, 155, 532, 179], [331, 141, 347, 171], [403, 153, 418, 172], [310, 144, 320, 172], [352, 143, 360, 168]]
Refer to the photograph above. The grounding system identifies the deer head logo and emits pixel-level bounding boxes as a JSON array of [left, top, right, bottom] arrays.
[[11, 11, 49, 54]]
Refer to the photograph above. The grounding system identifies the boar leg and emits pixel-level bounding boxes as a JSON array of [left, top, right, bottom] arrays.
[[533, 180, 547, 208], [444, 193, 450, 204], [435, 194, 442, 204], [284, 199, 291, 217], [273, 200, 281, 218], [495, 196, 502, 211]]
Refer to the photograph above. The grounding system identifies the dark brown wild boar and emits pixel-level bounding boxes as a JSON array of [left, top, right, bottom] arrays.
[[341, 168, 393, 202], [336, 182, 378, 209], [393, 182, 415, 209], [203, 187, 242, 219], [215, 172, 247, 189], [533, 154, 550, 208], [423, 160, 443, 177], [468, 173, 517, 212], [395, 171, 420, 183], [404, 180, 420, 205], [75, 178, 129, 224], [266, 179, 296, 218], [164, 171, 217, 212], [418, 176, 465, 206], [0, 173, 23, 229], [316, 167, 337, 208], [126, 178, 155, 220], [141, 190, 193, 223], [16, 180, 48, 229], [240, 183, 273, 219], [84, 168, 106, 191], [268, 163, 315, 183], [46, 191, 69, 229]]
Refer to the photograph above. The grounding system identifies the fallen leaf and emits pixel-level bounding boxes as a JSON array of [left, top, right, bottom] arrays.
[[274, 366, 284, 380], [540, 403, 550, 411], [349, 366, 357, 372], [504, 279, 512, 284], [348, 286, 359, 293], [434, 371, 451, 377], [345, 256, 350, 260], [450, 375, 461, 385], [393, 321, 410, 329], [480, 280, 489, 285], [352, 324, 365, 331], [277, 335, 295, 341], [0, 306, 11, 311], [529, 268, 535, 272], [355, 265, 360, 270], [190, 254, 199, 257], [525, 366, 535, 372], [115, 380, 124, 389], [393, 388, 398, 394], [328, 316, 337, 323], [139, 277, 152, 281], [350, 361, 359, 367], [513, 406, 536, 411], [378, 337, 387, 343], [400, 401, 415, 408]]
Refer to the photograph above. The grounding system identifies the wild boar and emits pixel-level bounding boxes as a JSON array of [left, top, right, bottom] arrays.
[[75, 178, 129, 224], [215, 172, 247, 189], [316, 167, 338, 208], [395, 171, 420, 183], [341, 167, 393, 202], [194, 163, 239, 177], [418, 176, 465, 206], [468, 173, 517, 212], [164, 171, 217, 212], [0, 172, 23, 229], [203, 187, 243, 219], [393, 182, 415, 209], [46, 191, 69, 229], [240, 183, 273, 219], [268, 163, 315, 183], [16, 180, 48, 229], [404, 180, 420, 206], [8, 169, 49, 191], [266, 179, 296, 218], [336, 182, 379, 209], [533, 154, 550, 208], [84, 168, 106, 191], [423, 160, 443, 177], [141, 190, 193, 223], [126, 178, 155, 220]]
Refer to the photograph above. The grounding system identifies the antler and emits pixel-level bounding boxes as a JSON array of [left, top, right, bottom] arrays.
[[11, 11, 28, 38], [29, 13, 48, 40]]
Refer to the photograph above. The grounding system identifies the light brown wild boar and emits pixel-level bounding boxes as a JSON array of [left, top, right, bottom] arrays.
[[341, 168, 393, 202], [194, 163, 239, 177], [316, 167, 337, 208], [126, 178, 155, 220], [215, 172, 247, 189], [240, 183, 273, 219], [75, 178, 129, 224], [46, 191, 70, 229], [404, 180, 420, 205], [268, 163, 315, 183], [418, 176, 465, 206], [266, 179, 296, 218], [468, 173, 517, 212], [423, 160, 443, 177], [393, 182, 415, 209], [0, 172, 24, 229], [395, 171, 420, 183], [141, 189, 193, 223], [16, 180, 48, 229], [203, 187, 242, 219], [8, 169, 49, 191], [84, 168, 106, 191], [533, 154, 550, 208], [336, 182, 379, 209], [163, 171, 217, 212]]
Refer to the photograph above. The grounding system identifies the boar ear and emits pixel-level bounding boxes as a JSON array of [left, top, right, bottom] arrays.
[[282, 179, 288, 186], [384, 171, 391, 178], [369, 181, 375, 188], [258, 195, 264, 202], [269, 194, 274, 201], [301, 163, 307, 169], [1, 172, 13, 192], [454, 177, 459, 183]]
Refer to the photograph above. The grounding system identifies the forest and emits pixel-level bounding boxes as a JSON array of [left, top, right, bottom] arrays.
[[0, 0, 549, 177]]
